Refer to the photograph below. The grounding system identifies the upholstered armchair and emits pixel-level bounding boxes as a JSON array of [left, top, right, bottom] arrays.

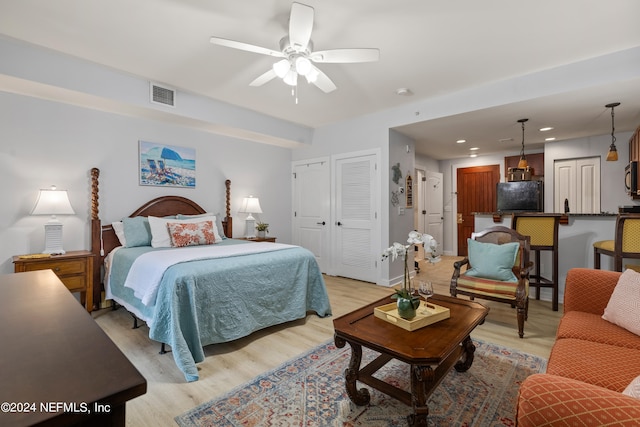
[[450, 226, 532, 338]]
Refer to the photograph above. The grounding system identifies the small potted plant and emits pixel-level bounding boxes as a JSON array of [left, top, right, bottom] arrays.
[[255, 222, 269, 238]]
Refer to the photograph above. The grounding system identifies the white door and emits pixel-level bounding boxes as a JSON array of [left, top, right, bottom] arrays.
[[415, 169, 444, 259], [292, 158, 330, 272], [554, 157, 600, 213], [424, 170, 444, 246], [333, 152, 379, 282]]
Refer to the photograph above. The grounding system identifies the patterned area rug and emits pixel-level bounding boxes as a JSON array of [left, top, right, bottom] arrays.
[[175, 339, 546, 427]]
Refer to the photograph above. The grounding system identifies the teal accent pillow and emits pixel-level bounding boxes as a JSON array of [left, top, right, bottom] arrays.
[[465, 238, 519, 282], [122, 216, 152, 247]]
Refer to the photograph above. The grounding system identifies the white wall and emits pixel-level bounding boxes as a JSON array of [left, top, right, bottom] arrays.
[[2, 36, 640, 286], [0, 92, 293, 274]]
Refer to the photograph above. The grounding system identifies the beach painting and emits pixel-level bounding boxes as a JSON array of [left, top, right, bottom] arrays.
[[139, 140, 196, 187]]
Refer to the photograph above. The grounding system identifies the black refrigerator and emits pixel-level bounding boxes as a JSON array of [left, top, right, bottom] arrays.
[[496, 181, 544, 212]]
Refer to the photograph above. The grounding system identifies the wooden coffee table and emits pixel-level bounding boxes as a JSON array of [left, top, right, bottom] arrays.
[[333, 293, 489, 427]]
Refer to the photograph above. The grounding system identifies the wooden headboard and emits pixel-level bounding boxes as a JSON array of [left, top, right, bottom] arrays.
[[89, 167, 232, 310]]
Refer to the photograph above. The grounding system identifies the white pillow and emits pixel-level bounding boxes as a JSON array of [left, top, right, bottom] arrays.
[[111, 221, 126, 246], [148, 215, 222, 248], [602, 268, 640, 336], [623, 375, 640, 399]]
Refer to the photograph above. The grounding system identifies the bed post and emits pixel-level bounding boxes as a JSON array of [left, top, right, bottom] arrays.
[[225, 179, 232, 238], [90, 168, 102, 311]]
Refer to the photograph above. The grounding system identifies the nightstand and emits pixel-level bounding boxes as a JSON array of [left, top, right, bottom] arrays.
[[13, 250, 95, 312], [238, 236, 277, 243]]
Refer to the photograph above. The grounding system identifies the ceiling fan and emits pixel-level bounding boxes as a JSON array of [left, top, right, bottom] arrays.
[[210, 2, 380, 94]]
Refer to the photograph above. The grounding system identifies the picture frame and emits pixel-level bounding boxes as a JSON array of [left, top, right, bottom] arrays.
[[139, 140, 196, 188]]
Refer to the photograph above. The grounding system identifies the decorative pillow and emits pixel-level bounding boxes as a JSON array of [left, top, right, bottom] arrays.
[[177, 212, 227, 239], [148, 215, 222, 247], [168, 220, 216, 247], [464, 238, 519, 282], [111, 221, 126, 246], [602, 268, 640, 336], [122, 216, 152, 247], [623, 375, 640, 399]]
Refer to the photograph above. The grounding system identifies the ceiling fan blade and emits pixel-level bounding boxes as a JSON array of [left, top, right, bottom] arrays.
[[210, 37, 284, 58], [310, 48, 380, 63], [308, 66, 337, 93], [289, 2, 314, 51], [250, 69, 278, 87]]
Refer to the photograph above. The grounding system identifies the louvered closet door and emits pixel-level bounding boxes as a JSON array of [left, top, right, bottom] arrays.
[[334, 153, 378, 283]]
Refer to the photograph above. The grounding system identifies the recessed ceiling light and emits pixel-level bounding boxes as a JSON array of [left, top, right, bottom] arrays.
[[395, 88, 413, 96], [456, 139, 466, 144], [539, 127, 554, 132], [470, 147, 479, 151], [469, 153, 478, 158], [545, 137, 556, 141]]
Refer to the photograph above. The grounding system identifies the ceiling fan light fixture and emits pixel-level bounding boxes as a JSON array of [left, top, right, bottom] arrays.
[[295, 56, 312, 76], [305, 66, 319, 83], [283, 70, 298, 86], [273, 59, 291, 78]]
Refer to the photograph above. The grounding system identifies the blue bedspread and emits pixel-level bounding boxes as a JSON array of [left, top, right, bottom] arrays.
[[106, 239, 332, 382]]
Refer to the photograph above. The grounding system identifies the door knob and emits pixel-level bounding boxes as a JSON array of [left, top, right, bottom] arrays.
[[316, 221, 326, 225], [336, 221, 342, 226]]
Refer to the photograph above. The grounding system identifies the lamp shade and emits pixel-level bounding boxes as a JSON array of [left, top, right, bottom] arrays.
[[31, 187, 75, 216], [239, 196, 262, 214]]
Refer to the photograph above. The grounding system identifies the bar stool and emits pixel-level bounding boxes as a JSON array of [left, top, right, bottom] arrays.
[[594, 213, 640, 271], [511, 213, 561, 311]]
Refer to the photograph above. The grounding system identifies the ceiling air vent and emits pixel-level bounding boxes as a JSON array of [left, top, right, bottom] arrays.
[[150, 83, 176, 107]]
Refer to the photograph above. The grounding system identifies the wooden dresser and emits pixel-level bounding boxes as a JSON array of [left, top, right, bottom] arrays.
[[0, 270, 146, 427], [13, 250, 94, 312]]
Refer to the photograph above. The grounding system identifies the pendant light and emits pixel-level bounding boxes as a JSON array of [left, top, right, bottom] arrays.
[[606, 102, 620, 162], [517, 118, 529, 169]]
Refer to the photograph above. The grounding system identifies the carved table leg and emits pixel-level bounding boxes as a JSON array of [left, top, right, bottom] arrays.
[[408, 364, 433, 427], [454, 336, 476, 373], [334, 334, 370, 406]]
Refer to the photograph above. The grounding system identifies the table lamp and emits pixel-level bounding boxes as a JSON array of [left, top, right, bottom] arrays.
[[239, 195, 262, 238], [31, 185, 75, 254]]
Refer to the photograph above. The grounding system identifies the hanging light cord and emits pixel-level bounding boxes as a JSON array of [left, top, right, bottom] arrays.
[[520, 120, 526, 157], [610, 104, 617, 148]]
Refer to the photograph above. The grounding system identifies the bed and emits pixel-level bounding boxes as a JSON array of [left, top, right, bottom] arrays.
[[89, 168, 332, 382]]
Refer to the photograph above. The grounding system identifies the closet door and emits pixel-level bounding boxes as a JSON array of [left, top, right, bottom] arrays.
[[333, 151, 379, 283], [292, 158, 330, 272]]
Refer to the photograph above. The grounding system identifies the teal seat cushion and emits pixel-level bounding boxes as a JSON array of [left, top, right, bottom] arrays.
[[465, 238, 519, 282]]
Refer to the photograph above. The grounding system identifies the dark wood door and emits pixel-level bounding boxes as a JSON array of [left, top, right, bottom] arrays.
[[456, 165, 500, 256]]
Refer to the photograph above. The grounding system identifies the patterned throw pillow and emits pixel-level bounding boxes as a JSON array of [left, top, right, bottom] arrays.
[[602, 268, 640, 336], [167, 220, 216, 247], [624, 375, 640, 399]]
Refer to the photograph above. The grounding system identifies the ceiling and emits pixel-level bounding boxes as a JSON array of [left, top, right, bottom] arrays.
[[1, 0, 640, 159]]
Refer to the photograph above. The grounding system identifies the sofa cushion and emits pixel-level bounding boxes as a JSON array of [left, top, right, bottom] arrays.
[[602, 268, 640, 336], [556, 311, 640, 351], [564, 268, 622, 315], [624, 375, 640, 399], [547, 338, 640, 392], [517, 373, 640, 427]]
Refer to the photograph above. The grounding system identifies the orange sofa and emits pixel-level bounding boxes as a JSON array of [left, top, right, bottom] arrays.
[[517, 268, 640, 426]]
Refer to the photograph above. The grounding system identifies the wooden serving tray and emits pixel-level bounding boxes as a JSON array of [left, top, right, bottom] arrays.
[[374, 301, 451, 331]]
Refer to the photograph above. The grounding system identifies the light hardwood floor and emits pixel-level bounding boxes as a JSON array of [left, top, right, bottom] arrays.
[[93, 256, 562, 426]]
